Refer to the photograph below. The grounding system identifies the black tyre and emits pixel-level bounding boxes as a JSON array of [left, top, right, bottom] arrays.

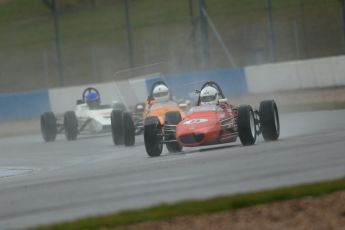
[[64, 111, 78, 141], [40, 112, 57, 142], [237, 105, 256, 146], [259, 100, 280, 141], [164, 111, 183, 153], [123, 112, 135, 146], [111, 110, 124, 145], [144, 116, 163, 157]]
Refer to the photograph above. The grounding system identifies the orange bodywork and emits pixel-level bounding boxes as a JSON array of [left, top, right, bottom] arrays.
[[144, 101, 186, 124]]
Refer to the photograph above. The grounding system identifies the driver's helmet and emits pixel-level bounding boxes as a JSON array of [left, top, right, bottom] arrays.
[[200, 86, 219, 105], [152, 84, 170, 103], [85, 91, 100, 108]]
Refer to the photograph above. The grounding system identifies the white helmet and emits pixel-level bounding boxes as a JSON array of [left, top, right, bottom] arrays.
[[200, 86, 219, 105], [152, 84, 170, 102]]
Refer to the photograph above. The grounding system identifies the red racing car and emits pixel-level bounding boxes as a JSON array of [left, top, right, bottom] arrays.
[[143, 81, 280, 157]]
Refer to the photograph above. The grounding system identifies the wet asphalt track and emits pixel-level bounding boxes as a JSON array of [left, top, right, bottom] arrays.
[[0, 110, 345, 229]]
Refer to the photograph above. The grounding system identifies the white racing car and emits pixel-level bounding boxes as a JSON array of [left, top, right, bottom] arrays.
[[40, 87, 126, 142]]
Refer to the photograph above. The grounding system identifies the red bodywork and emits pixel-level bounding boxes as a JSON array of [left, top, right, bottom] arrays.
[[176, 103, 238, 147]]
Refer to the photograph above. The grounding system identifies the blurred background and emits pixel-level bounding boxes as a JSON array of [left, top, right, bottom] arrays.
[[0, 0, 344, 92]]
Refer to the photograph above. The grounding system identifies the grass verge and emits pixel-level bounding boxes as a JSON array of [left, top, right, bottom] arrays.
[[0, 0, 339, 51], [32, 177, 345, 230]]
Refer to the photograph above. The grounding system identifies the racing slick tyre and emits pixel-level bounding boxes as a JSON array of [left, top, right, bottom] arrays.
[[111, 110, 124, 145], [144, 116, 163, 157], [238, 105, 257, 146], [40, 112, 57, 142], [164, 111, 183, 153], [64, 111, 78, 141], [123, 112, 135, 146], [259, 100, 280, 141]]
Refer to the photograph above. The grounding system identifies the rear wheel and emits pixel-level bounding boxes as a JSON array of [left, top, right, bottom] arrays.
[[164, 111, 183, 153], [238, 105, 256, 146], [123, 112, 135, 146], [144, 116, 163, 157], [40, 112, 57, 142], [260, 100, 280, 141], [111, 110, 124, 145], [64, 111, 78, 141]]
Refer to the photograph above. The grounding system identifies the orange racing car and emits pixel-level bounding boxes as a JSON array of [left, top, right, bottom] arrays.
[[111, 81, 187, 148]]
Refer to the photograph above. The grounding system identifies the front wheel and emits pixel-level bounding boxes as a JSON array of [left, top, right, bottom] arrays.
[[237, 105, 257, 146], [260, 100, 280, 141], [123, 112, 135, 146], [40, 112, 57, 142], [111, 110, 124, 145], [144, 116, 163, 157], [64, 111, 78, 141]]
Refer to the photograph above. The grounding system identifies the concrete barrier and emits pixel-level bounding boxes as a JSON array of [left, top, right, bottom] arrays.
[[245, 55, 345, 93], [4, 54, 345, 121], [0, 90, 50, 121]]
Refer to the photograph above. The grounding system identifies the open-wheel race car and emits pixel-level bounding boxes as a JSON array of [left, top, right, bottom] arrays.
[[40, 87, 126, 142], [139, 81, 188, 133], [143, 81, 280, 156], [111, 81, 188, 147]]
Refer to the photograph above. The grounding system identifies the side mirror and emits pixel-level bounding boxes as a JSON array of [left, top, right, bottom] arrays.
[[218, 98, 228, 103]]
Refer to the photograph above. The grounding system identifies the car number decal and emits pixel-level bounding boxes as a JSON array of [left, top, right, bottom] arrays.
[[183, 118, 208, 125]]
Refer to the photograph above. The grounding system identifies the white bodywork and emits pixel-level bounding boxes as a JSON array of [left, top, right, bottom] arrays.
[[74, 103, 113, 134]]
